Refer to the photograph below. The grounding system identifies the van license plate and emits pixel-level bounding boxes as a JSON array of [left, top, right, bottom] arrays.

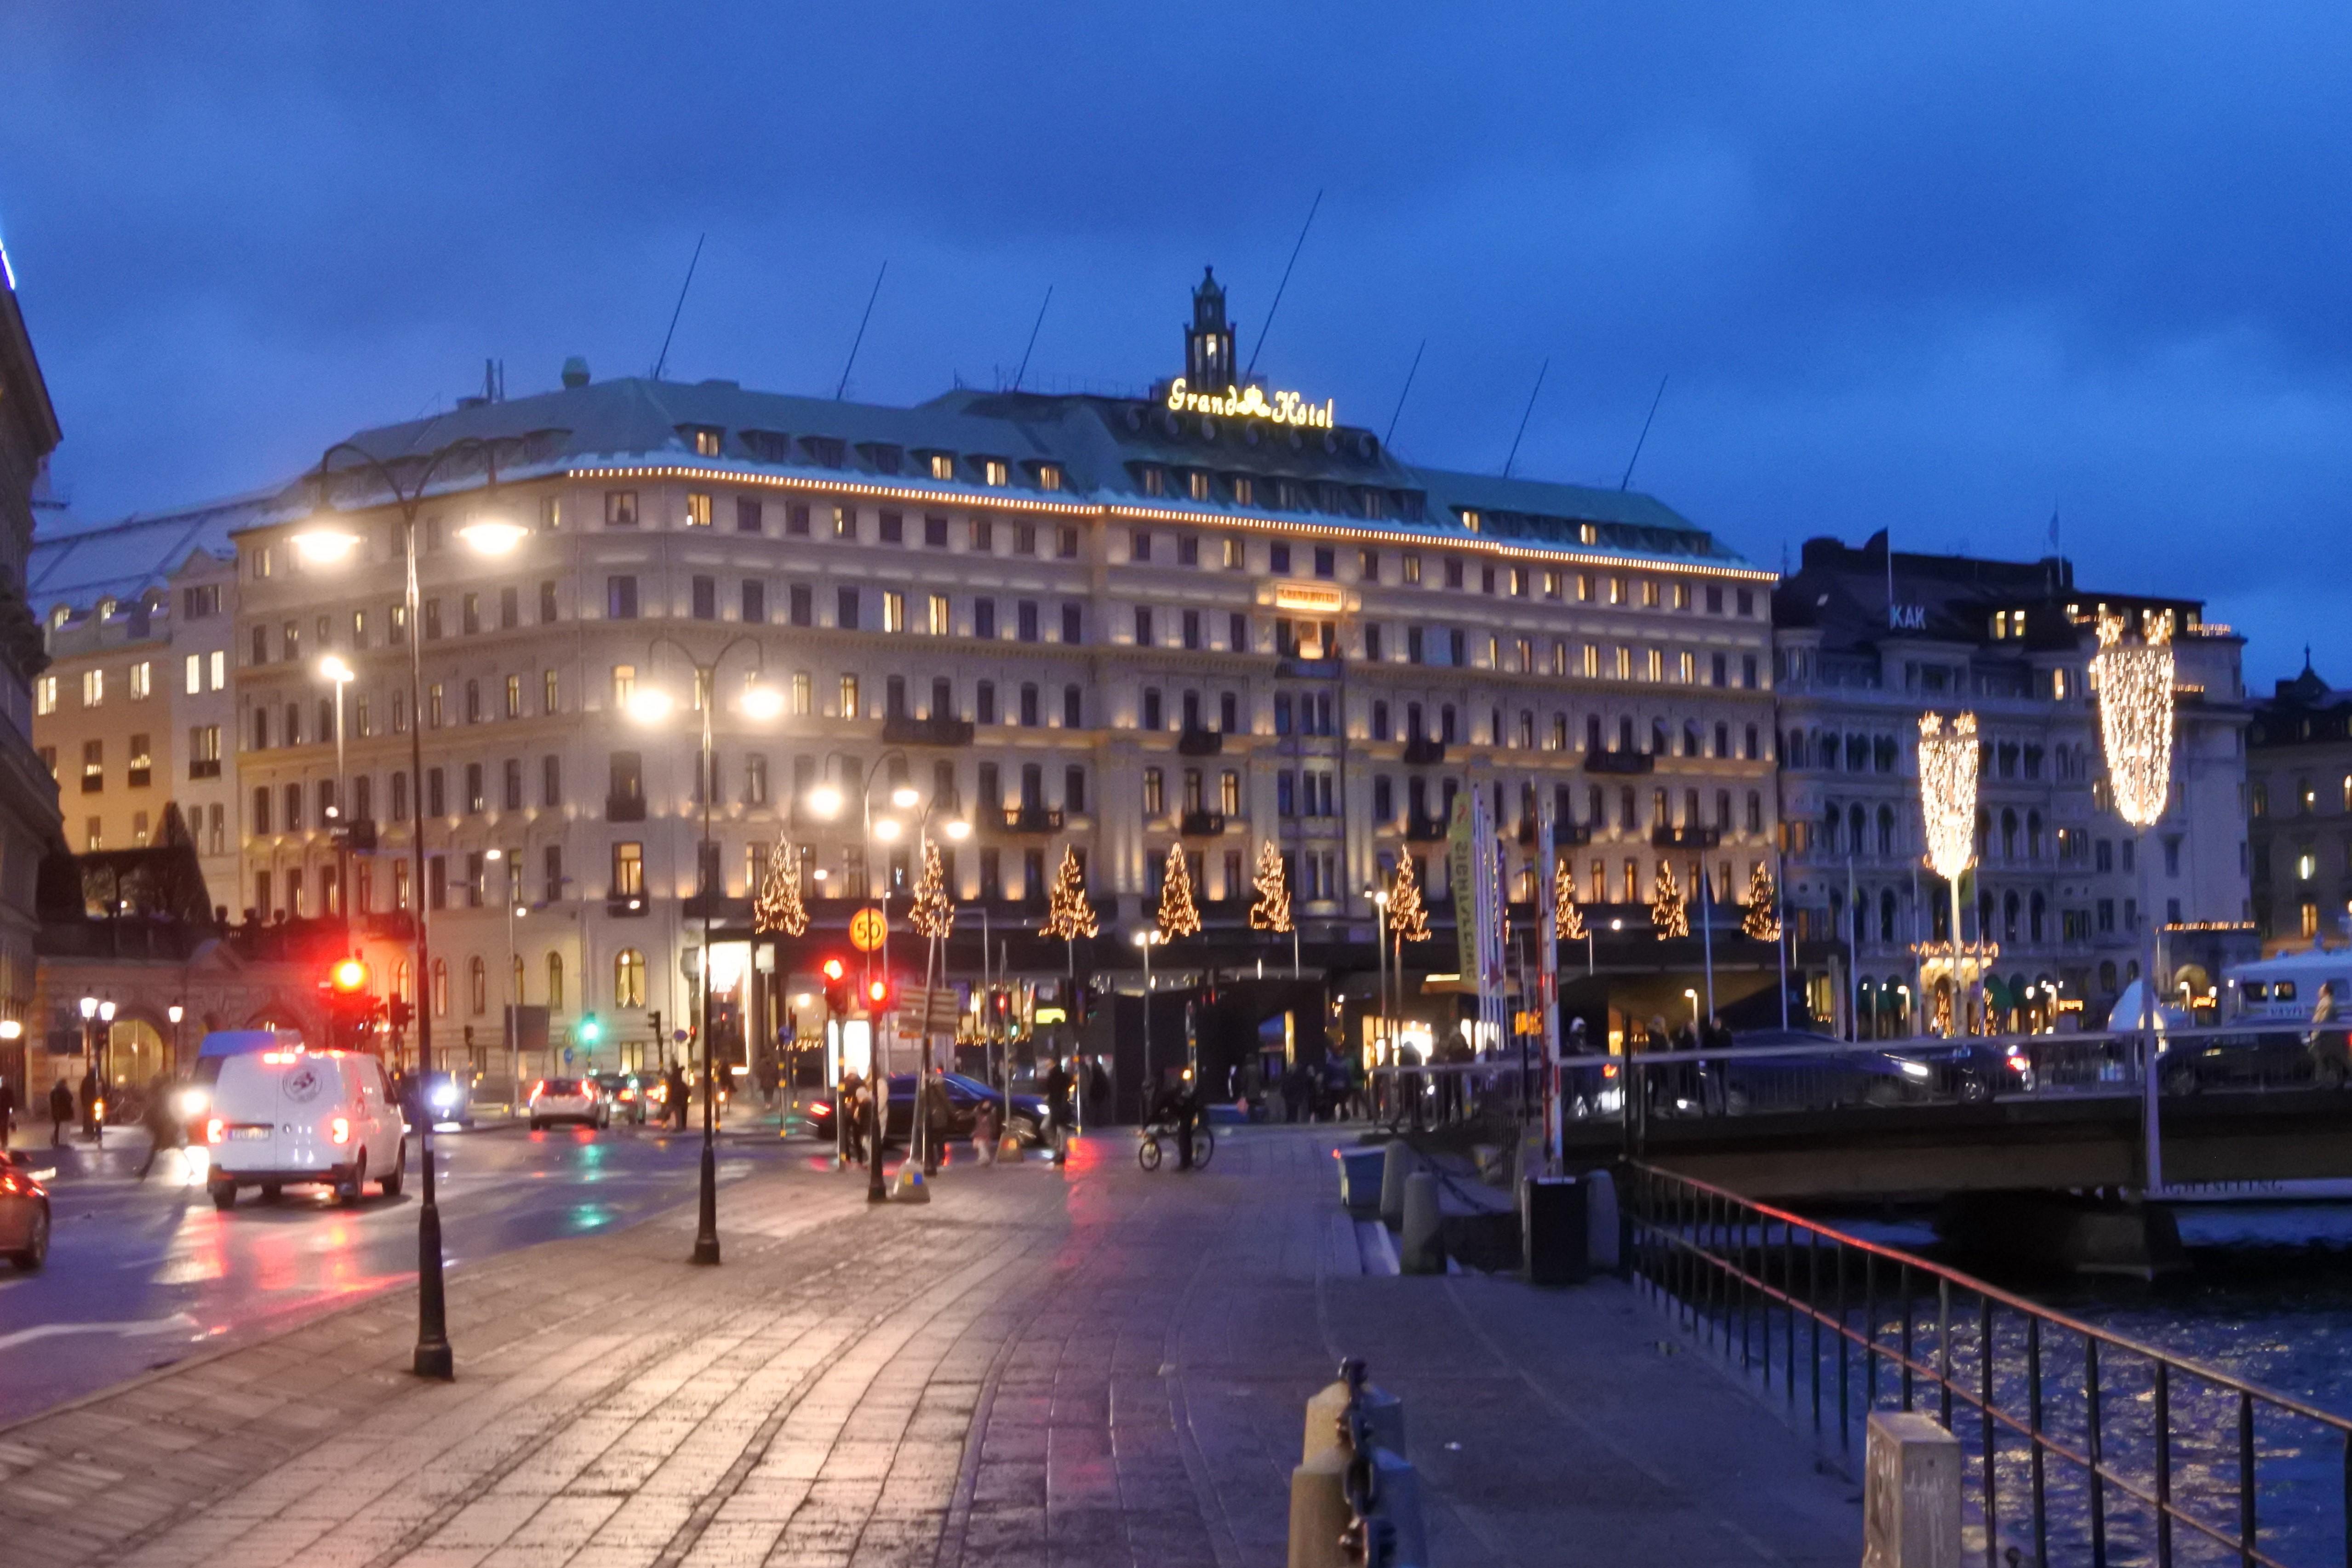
[[229, 1127, 270, 1140]]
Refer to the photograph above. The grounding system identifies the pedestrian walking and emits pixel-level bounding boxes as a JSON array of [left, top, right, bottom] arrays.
[[1173, 1076, 1201, 1171], [48, 1076, 73, 1147], [78, 1072, 99, 1138], [666, 1062, 690, 1130], [839, 1070, 867, 1162], [136, 1072, 181, 1180], [0, 1074, 15, 1146], [972, 1097, 998, 1166], [1043, 1057, 1074, 1165], [1087, 1057, 1111, 1127]]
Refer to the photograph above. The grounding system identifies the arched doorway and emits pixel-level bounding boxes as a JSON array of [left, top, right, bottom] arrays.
[[103, 1018, 168, 1090]]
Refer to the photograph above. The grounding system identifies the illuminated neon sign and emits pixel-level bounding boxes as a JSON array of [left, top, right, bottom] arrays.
[[1165, 378, 1335, 429]]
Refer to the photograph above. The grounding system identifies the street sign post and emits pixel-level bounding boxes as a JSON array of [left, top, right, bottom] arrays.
[[849, 907, 888, 952]]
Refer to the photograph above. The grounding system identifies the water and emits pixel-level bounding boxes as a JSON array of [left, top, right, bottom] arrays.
[[1820, 1204, 2352, 1565]]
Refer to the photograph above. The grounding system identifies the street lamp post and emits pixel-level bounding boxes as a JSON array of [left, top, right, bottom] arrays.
[[1133, 930, 1160, 1089], [167, 1003, 183, 1079], [486, 849, 520, 1109], [77, 996, 97, 1144], [320, 655, 355, 952], [293, 433, 529, 1382], [627, 634, 782, 1264]]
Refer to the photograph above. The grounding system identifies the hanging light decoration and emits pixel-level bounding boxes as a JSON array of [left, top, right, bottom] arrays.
[[2092, 611, 2176, 829], [1916, 711, 1981, 883]]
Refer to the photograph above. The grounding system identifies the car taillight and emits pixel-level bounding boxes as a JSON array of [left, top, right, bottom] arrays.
[[2008, 1055, 2030, 1073], [529, 1081, 545, 1101], [0, 1173, 18, 1194], [330, 1116, 352, 1145], [1602, 1063, 1620, 1079], [811, 1101, 830, 1117], [206, 1117, 224, 1145]]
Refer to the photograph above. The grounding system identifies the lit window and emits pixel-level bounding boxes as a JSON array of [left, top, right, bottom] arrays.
[[983, 459, 1008, 487], [81, 669, 103, 708], [840, 675, 860, 719], [881, 591, 906, 634], [691, 428, 721, 457], [927, 594, 950, 636], [685, 491, 712, 527], [1038, 464, 1063, 492], [614, 945, 647, 1006], [211, 650, 226, 690], [185, 653, 201, 695], [929, 453, 954, 480], [612, 664, 636, 709], [791, 671, 812, 715], [35, 675, 56, 715], [1189, 471, 1211, 501], [129, 661, 151, 699]]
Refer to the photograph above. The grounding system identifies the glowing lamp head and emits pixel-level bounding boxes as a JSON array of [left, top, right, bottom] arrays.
[[319, 655, 354, 684], [739, 685, 784, 722], [871, 818, 903, 843], [807, 783, 844, 818], [890, 784, 921, 809], [456, 516, 530, 556], [78, 996, 97, 1020], [291, 528, 361, 564], [942, 818, 972, 841], [625, 688, 674, 725], [99, 1001, 114, 1022]]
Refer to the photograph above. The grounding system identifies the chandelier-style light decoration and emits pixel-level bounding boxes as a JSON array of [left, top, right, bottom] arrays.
[[1917, 711, 1981, 882], [2092, 611, 2176, 829]]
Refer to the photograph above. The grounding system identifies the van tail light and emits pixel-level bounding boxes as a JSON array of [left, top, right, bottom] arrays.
[[529, 1081, 545, 1102], [206, 1117, 224, 1145], [330, 1116, 352, 1145]]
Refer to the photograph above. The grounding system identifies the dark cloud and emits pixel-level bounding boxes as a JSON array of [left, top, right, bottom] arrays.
[[3, 1, 2345, 683]]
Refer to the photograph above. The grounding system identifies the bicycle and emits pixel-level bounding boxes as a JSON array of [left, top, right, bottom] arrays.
[[1137, 1121, 1215, 1172]]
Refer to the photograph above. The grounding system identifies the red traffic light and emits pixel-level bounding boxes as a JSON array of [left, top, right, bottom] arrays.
[[821, 957, 848, 983], [329, 957, 370, 994], [864, 976, 892, 1009]]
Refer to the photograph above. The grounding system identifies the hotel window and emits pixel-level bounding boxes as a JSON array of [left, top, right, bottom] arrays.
[[929, 452, 954, 480], [1230, 611, 1248, 652], [824, 504, 851, 539], [1315, 546, 1336, 578], [34, 675, 54, 715], [612, 664, 636, 710], [1188, 471, 1211, 501], [881, 591, 906, 634], [1514, 637, 1533, 673], [129, 660, 151, 699], [878, 510, 903, 544], [1614, 646, 1632, 680], [1642, 579, 1661, 608], [1131, 529, 1152, 563], [1608, 576, 1625, 606], [790, 671, 812, 715], [81, 669, 103, 708], [1143, 768, 1164, 817], [1062, 602, 1083, 643], [80, 740, 103, 792], [971, 515, 995, 551], [1224, 536, 1246, 569], [1676, 650, 1694, 683], [840, 675, 860, 719], [1361, 549, 1380, 582], [926, 593, 950, 636], [605, 491, 638, 527], [1176, 532, 1200, 567], [984, 459, 1009, 487], [607, 576, 639, 619], [1019, 601, 1041, 641], [1134, 607, 1154, 647], [504, 674, 521, 719], [1058, 525, 1081, 558], [1038, 463, 1063, 492], [1231, 476, 1253, 507]]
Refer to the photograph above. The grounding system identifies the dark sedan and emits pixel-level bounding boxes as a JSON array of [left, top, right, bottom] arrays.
[[811, 1073, 1048, 1146], [0, 1148, 50, 1270]]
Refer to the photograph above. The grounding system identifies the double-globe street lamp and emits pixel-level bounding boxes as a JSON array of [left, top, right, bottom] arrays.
[[292, 435, 530, 1381], [623, 634, 786, 1266], [803, 750, 966, 1202]]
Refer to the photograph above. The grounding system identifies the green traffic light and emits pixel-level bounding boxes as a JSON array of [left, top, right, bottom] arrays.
[[579, 1014, 603, 1044]]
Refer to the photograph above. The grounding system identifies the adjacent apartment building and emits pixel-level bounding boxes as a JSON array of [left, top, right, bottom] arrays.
[[1774, 533, 2254, 1033], [224, 269, 1780, 1068], [2244, 658, 2352, 953]]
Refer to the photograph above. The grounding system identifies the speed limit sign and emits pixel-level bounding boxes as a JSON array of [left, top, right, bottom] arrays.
[[849, 906, 888, 952]]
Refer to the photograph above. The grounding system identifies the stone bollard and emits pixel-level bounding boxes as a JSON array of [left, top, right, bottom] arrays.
[[892, 1165, 931, 1204], [1584, 1166, 1620, 1271], [1379, 1139, 1416, 1230], [1288, 1361, 1426, 1568], [1287, 1445, 1353, 1568], [1399, 1171, 1444, 1275], [1302, 1374, 1406, 1465], [1862, 1410, 1961, 1568]]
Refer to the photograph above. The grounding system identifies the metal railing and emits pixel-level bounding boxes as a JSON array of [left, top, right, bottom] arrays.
[[1625, 1162, 2352, 1567]]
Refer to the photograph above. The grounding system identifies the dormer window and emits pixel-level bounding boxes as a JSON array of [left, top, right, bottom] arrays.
[[47, 606, 68, 631], [1231, 475, 1254, 507], [799, 435, 846, 468], [1991, 609, 2027, 640], [861, 443, 904, 476], [683, 426, 722, 457], [96, 597, 117, 621], [982, 459, 1009, 487], [1139, 465, 1167, 498], [1459, 508, 1482, 533], [929, 453, 955, 481], [1188, 471, 1211, 502], [1037, 463, 1063, 492]]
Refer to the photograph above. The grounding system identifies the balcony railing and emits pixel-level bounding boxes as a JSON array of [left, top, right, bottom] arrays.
[[606, 793, 647, 823], [881, 713, 975, 747], [1179, 810, 1226, 837], [998, 805, 1063, 835], [1585, 750, 1655, 775], [1401, 737, 1447, 766], [1404, 812, 1448, 842], [188, 759, 221, 780], [605, 892, 649, 917], [1652, 825, 1722, 849], [1515, 819, 1595, 847], [1177, 727, 1224, 757]]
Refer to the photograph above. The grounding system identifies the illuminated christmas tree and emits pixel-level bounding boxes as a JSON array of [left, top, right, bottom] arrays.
[[1742, 861, 1783, 942], [1650, 859, 1689, 939], [909, 840, 955, 939], [752, 836, 807, 937], [1248, 840, 1292, 934], [1554, 856, 1586, 941], [1389, 854, 1429, 943], [1157, 844, 1202, 939], [1041, 846, 1098, 941]]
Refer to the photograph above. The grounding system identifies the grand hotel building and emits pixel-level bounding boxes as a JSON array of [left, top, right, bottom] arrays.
[[210, 272, 1777, 1064]]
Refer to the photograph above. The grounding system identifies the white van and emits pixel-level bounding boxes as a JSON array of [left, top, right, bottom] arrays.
[[198, 1040, 407, 1210]]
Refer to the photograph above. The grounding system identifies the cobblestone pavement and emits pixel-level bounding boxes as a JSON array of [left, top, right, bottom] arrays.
[[0, 1128, 1859, 1567]]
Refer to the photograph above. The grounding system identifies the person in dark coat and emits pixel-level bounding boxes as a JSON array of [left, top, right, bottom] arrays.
[[78, 1072, 99, 1136], [1173, 1076, 1202, 1170], [1087, 1058, 1112, 1126], [665, 1063, 690, 1130], [1042, 1058, 1074, 1165], [49, 1077, 74, 1146], [137, 1073, 182, 1179]]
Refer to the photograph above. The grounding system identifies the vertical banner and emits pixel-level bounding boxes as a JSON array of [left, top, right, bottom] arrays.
[[1537, 808, 1562, 1167], [1448, 790, 1479, 984], [1471, 784, 1506, 1057]]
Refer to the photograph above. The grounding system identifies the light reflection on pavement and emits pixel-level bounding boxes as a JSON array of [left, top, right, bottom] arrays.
[[0, 1124, 801, 1424]]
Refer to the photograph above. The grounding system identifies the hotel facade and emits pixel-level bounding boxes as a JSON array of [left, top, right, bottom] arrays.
[[211, 272, 1780, 1070]]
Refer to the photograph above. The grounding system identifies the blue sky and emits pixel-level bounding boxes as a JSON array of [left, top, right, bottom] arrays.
[[3, 3, 2345, 686]]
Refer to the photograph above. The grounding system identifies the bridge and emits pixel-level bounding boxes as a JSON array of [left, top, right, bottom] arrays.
[[1385, 1024, 2352, 1202]]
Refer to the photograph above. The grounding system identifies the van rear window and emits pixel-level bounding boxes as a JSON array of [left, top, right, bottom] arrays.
[[2278, 981, 2299, 1002], [544, 1078, 581, 1094]]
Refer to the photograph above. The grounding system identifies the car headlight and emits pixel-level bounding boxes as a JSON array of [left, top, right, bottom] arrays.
[[430, 1085, 460, 1108], [1898, 1061, 1932, 1081], [174, 1088, 207, 1118]]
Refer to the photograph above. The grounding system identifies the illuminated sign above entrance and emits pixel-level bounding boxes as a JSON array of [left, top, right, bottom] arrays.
[[1272, 582, 1347, 615], [1164, 378, 1336, 429]]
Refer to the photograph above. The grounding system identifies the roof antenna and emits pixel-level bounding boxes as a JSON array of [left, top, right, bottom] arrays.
[[836, 261, 887, 401], [1619, 373, 1670, 490], [650, 233, 705, 382], [1384, 338, 1426, 448], [1245, 188, 1322, 379], [1011, 285, 1054, 391], [1502, 357, 1548, 477]]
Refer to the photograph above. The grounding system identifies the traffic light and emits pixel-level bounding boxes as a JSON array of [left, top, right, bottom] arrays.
[[319, 956, 379, 1051], [578, 1013, 603, 1047], [864, 974, 893, 1013], [330, 957, 370, 994], [821, 957, 852, 1017], [388, 996, 414, 1031]]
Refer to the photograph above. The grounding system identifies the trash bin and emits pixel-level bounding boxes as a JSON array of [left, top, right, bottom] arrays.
[[1523, 1174, 1590, 1286]]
